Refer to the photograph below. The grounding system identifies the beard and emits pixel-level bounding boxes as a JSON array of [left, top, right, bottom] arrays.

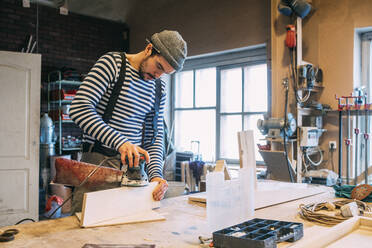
[[139, 57, 155, 81]]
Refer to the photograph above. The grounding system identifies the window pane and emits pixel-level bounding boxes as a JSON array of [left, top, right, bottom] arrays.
[[220, 115, 242, 159], [174, 109, 216, 161], [244, 64, 267, 112], [195, 68, 216, 107], [175, 70, 193, 108], [244, 114, 265, 161], [220, 68, 242, 113]]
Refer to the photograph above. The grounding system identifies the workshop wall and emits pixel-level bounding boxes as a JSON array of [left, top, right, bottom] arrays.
[[0, 0, 129, 113], [271, 0, 372, 177], [126, 0, 270, 57]]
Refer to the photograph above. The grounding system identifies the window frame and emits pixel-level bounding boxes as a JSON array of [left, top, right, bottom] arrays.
[[361, 32, 372, 100], [171, 44, 271, 164], [359, 31, 372, 179]]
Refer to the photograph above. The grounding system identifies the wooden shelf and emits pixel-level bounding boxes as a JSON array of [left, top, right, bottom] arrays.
[[298, 107, 325, 116], [297, 85, 324, 93]]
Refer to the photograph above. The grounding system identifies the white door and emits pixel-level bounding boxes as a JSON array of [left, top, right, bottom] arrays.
[[0, 51, 41, 227]]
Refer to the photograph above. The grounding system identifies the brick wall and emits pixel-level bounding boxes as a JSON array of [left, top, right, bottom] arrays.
[[0, 0, 129, 149], [0, 0, 129, 81]]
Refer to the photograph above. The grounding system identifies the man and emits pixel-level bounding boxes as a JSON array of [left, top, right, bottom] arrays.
[[69, 30, 187, 213]]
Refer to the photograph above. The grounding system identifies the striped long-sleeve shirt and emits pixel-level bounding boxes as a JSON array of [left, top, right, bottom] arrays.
[[70, 52, 166, 180]]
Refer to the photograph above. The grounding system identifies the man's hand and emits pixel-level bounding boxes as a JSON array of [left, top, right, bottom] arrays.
[[151, 177, 168, 201], [118, 142, 150, 167]]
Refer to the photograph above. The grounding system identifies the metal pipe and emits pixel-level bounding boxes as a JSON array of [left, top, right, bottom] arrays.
[[346, 98, 350, 184], [354, 107, 359, 185], [364, 95, 369, 184], [338, 105, 343, 185]]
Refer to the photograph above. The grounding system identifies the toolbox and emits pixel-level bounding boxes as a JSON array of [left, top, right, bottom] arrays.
[[212, 218, 303, 248]]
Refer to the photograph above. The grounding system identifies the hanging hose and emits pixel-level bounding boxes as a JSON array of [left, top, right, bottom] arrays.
[[304, 147, 324, 167], [289, 47, 310, 103], [283, 79, 294, 182]]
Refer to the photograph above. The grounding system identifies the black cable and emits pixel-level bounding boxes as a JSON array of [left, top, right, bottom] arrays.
[[15, 218, 35, 225], [289, 48, 302, 103], [283, 81, 294, 183]]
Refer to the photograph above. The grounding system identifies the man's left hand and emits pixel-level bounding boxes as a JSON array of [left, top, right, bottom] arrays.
[[151, 177, 168, 201]]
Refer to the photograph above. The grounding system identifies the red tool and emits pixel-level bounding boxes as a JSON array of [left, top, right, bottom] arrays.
[[54, 158, 123, 188], [285, 25, 296, 48]]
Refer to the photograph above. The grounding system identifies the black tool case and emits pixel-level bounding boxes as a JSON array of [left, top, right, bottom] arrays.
[[212, 218, 303, 248]]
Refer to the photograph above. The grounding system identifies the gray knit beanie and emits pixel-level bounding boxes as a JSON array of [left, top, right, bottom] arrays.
[[150, 30, 187, 72]]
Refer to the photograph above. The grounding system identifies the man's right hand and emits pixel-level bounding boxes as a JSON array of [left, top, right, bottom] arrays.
[[118, 142, 150, 167]]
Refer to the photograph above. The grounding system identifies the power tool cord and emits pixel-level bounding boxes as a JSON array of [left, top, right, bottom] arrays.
[[305, 147, 323, 167], [299, 199, 371, 226], [47, 157, 113, 219]]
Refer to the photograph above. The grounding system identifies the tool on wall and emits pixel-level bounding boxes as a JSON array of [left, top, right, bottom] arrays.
[[298, 64, 323, 90], [278, 0, 312, 19], [257, 113, 297, 139], [259, 77, 297, 136], [21, 34, 37, 53], [285, 24, 296, 48]]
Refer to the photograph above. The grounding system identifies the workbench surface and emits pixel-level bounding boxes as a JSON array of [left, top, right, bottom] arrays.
[[1, 186, 338, 248]]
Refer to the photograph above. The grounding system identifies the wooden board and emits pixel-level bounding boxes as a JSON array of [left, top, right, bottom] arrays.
[[76, 211, 165, 228], [290, 217, 372, 248], [237, 130, 257, 188], [188, 180, 328, 209], [79, 182, 165, 227], [215, 160, 231, 180]]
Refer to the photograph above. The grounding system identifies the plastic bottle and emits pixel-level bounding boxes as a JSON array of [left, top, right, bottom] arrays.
[[40, 113, 56, 144]]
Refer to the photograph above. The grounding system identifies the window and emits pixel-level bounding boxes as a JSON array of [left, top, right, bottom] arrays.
[[358, 31, 372, 182], [172, 45, 269, 163]]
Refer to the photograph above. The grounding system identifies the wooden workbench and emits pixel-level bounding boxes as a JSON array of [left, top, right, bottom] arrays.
[[0, 186, 339, 248]]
